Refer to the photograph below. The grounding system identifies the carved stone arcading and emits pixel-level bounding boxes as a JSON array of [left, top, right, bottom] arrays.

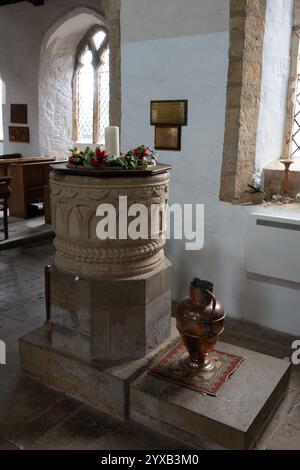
[[50, 171, 170, 278]]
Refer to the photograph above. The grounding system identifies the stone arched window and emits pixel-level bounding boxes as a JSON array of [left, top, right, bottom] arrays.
[[282, 27, 300, 159], [72, 25, 110, 145]]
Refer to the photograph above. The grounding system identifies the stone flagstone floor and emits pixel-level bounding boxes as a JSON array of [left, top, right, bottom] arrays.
[[0, 242, 299, 450]]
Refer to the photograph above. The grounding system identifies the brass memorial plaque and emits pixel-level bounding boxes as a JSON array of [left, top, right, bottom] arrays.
[[155, 126, 181, 151], [151, 100, 188, 126]]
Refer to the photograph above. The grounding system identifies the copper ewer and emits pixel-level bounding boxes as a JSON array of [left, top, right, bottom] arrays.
[[176, 279, 226, 372]]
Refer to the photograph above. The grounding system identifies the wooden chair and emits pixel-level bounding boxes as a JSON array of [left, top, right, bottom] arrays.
[[0, 176, 12, 240]]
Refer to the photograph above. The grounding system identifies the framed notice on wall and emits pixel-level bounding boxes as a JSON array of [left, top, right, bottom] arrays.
[[9, 126, 30, 143], [11, 104, 28, 124]]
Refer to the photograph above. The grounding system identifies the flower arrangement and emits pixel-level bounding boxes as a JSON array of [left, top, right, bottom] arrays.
[[68, 146, 108, 168], [248, 170, 263, 193], [247, 170, 264, 205], [68, 145, 158, 169]]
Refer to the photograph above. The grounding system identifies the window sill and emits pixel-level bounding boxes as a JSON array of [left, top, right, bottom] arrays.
[[264, 158, 300, 171], [263, 158, 300, 199], [74, 143, 97, 151], [245, 202, 300, 218]]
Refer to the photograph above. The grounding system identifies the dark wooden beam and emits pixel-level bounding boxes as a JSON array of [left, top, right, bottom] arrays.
[[0, 0, 44, 6]]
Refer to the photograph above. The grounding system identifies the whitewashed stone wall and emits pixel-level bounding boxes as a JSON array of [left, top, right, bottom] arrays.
[[39, 41, 74, 157], [256, 0, 294, 169], [121, 0, 299, 335]]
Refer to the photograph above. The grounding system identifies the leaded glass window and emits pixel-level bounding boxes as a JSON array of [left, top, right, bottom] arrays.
[[98, 48, 110, 145], [73, 26, 109, 144], [77, 48, 94, 143], [291, 74, 300, 157]]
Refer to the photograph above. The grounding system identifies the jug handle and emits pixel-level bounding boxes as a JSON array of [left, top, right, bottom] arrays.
[[205, 290, 216, 314]]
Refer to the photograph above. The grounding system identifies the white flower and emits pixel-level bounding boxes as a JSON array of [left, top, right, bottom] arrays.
[[252, 170, 262, 189]]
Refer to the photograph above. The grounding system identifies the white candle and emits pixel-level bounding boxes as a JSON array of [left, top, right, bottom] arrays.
[[105, 126, 120, 157]]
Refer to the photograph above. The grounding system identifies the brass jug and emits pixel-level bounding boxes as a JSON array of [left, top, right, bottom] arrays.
[[176, 279, 226, 372]]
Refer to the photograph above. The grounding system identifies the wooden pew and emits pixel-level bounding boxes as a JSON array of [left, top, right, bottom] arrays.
[[0, 157, 55, 220]]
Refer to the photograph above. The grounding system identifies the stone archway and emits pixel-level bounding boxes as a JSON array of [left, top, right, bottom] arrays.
[[39, 4, 120, 157]]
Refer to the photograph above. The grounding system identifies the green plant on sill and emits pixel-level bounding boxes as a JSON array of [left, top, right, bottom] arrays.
[[248, 170, 263, 194], [247, 183, 263, 194]]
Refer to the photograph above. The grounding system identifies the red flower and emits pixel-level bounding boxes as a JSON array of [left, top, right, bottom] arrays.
[[133, 147, 149, 159], [91, 157, 100, 167], [95, 148, 108, 166]]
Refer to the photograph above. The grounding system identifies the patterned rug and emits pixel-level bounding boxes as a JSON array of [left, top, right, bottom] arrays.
[[149, 339, 244, 397]]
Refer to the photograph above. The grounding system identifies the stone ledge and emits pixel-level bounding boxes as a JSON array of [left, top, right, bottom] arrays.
[[19, 322, 178, 420], [0, 228, 55, 251]]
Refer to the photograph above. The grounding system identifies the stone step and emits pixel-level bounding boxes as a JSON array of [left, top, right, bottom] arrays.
[[130, 342, 291, 450]]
